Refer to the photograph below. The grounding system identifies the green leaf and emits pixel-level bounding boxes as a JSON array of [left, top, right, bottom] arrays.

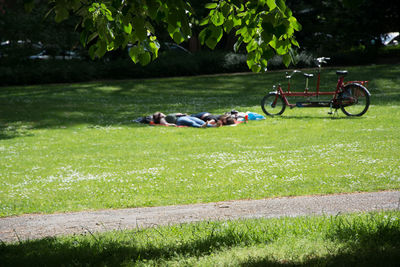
[[232, 15, 242, 27], [236, 26, 247, 36], [246, 1, 258, 11], [266, 0, 277, 10], [146, 21, 156, 34], [147, 0, 159, 19], [261, 30, 273, 44], [261, 12, 277, 26], [211, 11, 225, 26], [54, 6, 69, 23], [247, 51, 262, 72], [243, 13, 253, 26], [205, 25, 223, 49], [243, 28, 255, 43], [274, 24, 287, 38], [262, 20, 274, 33], [224, 19, 234, 33], [199, 28, 211, 44], [148, 40, 160, 59], [269, 36, 277, 49], [200, 17, 209, 26], [80, 32, 87, 47], [251, 64, 262, 72], [205, 3, 218, 9], [88, 45, 96, 60], [276, 0, 286, 12], [129, 45, 143, 64], [122, 23, 132, 34], [261, 58, 268, 68], [262, 47, 275, 60], [246, 58, 254, 69], [107, 41, 114, 51], [291, 38, 300, 47], [274, 39, 291, 55], [289, 48, 298, 65], [284, 8, 292, 17], [237, 25, 254, 42], [95, 40, 107, 58], [87, 32, 98, 43], [221, 3, 231, 16], [178, 9, 191, 37], [289, 17, 302, 31], [246, 39, 258, 52], [106, 13, 114, 21], [233, 36, 243, 52], [132, 16, 146, 41], [139, 52, 151, 66], [172, 31, 185, 44], [237, 11, 248, 17], [282, 53, 291, 67]]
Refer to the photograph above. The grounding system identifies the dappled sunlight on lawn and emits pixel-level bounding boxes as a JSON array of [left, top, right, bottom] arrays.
[[0, 64, 399, 216], [0, 64, 399, 133]]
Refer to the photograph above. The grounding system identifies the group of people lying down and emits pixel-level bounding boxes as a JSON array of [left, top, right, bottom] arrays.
[[134, 110, 265, 127], [152, 111, 236, 128]]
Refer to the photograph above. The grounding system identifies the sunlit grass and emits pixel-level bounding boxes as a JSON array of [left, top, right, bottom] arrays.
[[0, 64, 399, 216]]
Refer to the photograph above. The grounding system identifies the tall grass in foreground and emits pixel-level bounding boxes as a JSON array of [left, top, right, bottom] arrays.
[[0, 64, 400, 216], [1, 211, 400, 266]]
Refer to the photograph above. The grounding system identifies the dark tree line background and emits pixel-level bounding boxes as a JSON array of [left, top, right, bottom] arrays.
[[288, 0, 399, 52], [0, 0, 399, 85]]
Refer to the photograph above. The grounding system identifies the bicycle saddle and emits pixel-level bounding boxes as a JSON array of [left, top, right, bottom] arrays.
[[336, 70, 348, 76], [303, 73, 314, 78]]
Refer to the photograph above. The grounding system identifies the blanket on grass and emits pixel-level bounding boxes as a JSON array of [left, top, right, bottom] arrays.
[[149, 121, 243, 127]]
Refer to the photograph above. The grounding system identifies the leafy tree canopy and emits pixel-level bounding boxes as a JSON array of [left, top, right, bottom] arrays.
[[22, 0, 301, 71]]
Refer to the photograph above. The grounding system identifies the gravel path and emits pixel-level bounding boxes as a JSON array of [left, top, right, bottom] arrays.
[[1, 191, 399, 243]]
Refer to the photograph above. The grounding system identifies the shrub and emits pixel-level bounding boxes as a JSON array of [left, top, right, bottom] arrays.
[[1, 47, 398, 86]]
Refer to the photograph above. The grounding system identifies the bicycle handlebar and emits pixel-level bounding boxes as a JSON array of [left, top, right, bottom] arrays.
[[316, 57, 331, 64], [285, 57, 331, 79], [285, 70, 301, 79]]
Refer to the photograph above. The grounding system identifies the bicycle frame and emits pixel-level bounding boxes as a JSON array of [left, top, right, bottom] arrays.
[[261, 57, 371, 117], [275, 61, 368, 109]]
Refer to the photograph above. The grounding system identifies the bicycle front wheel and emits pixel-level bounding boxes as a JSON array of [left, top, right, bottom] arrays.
[[261, 93, 286, 116], [340, 83, 370, 116]]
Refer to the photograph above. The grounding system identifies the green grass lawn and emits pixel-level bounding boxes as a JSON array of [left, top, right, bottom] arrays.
[[1, 211, 400, 266], [1, 64, 400, 217]]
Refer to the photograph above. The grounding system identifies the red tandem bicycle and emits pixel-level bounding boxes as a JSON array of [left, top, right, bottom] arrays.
[[260, 57, 371, 117]]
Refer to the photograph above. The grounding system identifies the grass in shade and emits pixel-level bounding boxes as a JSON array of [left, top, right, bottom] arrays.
[[0, 64, 399, 217], [1, 211, 400, 266]]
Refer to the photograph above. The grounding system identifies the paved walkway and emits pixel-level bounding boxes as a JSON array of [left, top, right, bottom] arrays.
[[1, 191, 399, 243]]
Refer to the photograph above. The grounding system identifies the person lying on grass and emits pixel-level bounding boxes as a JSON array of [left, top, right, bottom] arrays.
[[152, 112, 208, 128], [191, 112, 236, 126]]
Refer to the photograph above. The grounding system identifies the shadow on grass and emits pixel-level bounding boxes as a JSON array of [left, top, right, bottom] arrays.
[[1, 218, 400, 266], [0, 64, 399, 139], [0, 74, 268, 136], [241, 215, 400, 267], [279, 115, 359, 120], [0, 229, 255, 266], [240, 247, 400, 267]]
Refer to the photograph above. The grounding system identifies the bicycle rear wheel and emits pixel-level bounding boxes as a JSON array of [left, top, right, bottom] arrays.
[[261, 93, 286, 116], [340, 83, 370, 116]]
